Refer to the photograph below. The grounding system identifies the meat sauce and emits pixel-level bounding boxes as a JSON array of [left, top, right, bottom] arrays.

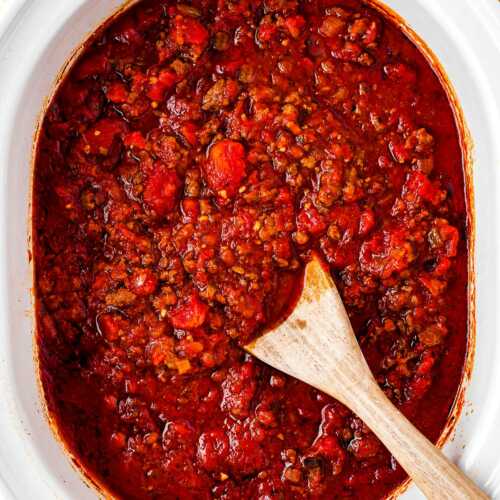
[[33, 0, 469, 498]]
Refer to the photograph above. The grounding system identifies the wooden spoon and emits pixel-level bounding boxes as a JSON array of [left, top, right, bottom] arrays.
[[246, 255, 488, 500]]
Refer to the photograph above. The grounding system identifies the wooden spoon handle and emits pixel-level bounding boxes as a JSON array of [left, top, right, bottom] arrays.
[[339, 381, 488, 500]]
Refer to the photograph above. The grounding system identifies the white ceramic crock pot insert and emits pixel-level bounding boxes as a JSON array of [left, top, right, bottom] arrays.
[[0, 0, 499, 498]]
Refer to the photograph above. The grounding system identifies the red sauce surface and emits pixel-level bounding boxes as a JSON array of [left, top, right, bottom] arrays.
[[33, 1, 469, 498]]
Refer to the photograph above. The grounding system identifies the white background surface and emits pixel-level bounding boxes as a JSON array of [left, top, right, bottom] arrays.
[[0, 1, 499, 499]]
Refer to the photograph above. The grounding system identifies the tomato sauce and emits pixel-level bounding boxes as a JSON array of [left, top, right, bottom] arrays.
[[33, 0, 469, 498]]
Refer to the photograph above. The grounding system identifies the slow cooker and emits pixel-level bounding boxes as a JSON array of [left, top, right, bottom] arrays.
[[0, 0, 499, 498]]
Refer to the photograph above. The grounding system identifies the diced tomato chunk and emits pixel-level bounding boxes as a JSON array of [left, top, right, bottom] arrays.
[[307, 434, 346, 474], [147, 69, 178, 101], [158, 69, 178, 87], [418, 275, 446, 297], [257, 23, 278, 43], [284, 16, 306, 38], [129, 268, 158, 296], [348, 435, 381, 459], [319, 16, 346, 38], [170, 292, 208, 329], [433, 220, 459, 257], [301, 57, 315, 76], [197, 430, 229, 471], [225, 419, 265, 474], [110, 432, 127, 449], [220, 363, 256, 417], [403, 171, 443, 206], [297, 206, 327, 235], [132, 71, 148, 92], [215, 46, 245, 75], [171, 15, 209, 46], [433, 256, 452, 276], [181, 199, 200, 220], [310, 435, 343, 457], [147, 337, 175, 367], [124, 131, 147, 150], [143, 164, 181, 216], [205, 140, 246, 198], [106, 82, 129, 103], [329, 205, 360, 240], [331, 41, 362, 62], [82, 118, 126, 155], [97, 314, 126, 341], [180, 122, 199, 146], [163, 419, 196, 448], [417, 351, 437, 375], [329, 142, 353, 162], [272, 236, 292, 260], [359, 227, 414, 278]]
